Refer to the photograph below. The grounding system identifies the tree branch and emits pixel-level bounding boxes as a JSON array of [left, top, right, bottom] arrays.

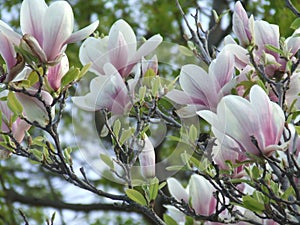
[[286, 0, 300, 17]]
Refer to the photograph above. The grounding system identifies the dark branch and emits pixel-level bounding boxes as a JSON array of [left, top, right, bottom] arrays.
[[286, 0, 300, 17]]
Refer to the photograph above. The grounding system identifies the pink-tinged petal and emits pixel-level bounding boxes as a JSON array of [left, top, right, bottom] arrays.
[[79, 37, 109, 75], [138, 135, 155, 178], [72, 75, 111, 111], [102, 63, 131, 114], [11, 119, 31, 143], [66, 20, 99, 44], [73, 63, 130, 114], [286, 28, 300, 55], [212, 139, 240, 169], [133, 34, 163, 61], [223, 35, 237, 45], [219, 95, 258, 153], [189, 174, 216, 216], [179, 64, 217, 108], [20, 0, 47, 45], [210, 49, 234, 89], [43, 1, 74, 61], [222, 44, 249, 69], [122, 34, 162, 77], [142, 55, 158, 75], [108, 19, 137, 59], [167, 178, 188, 203], [0, 20, 21, 44], [200, 95, 258, 154], [232, 1, 252, 46], [254, 21, 279, 57], [176, 105, 207, 118], [249, 85, 285, 152], [47, 54, 69, 90], [16, 90, 53, 125], [165, 89, 194, 105], [109, 32, 129, 76], [286, 73, 300, 109], [0, 32, 17, 71]]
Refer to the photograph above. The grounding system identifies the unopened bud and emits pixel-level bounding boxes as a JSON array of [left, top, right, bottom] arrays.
[[138, 135, 155, 178]]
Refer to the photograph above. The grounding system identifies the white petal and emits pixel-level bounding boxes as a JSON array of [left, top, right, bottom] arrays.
[[20, 0, 47, 44], [79, 37, 109, 75], [167, 178, 188, 203], [66, 20, 99, 44], [189, 174, 215, 216], [132, 34, 163, 63], [108, 19, 137, 59], [43, 1, 74, 60]]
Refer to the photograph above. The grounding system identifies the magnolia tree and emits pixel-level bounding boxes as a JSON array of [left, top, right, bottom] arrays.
[[0, 0, 300, 224]]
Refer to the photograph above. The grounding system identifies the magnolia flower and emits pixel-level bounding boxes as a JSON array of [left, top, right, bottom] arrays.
[[0, 91, 30, 158], [0, 21, 24, 81], [166, 174, 216, 224], [198, 85, 285, 156], [0, 0, 98, 71], [166, 48, 235, 117], [79, 19, 162, 78], [20, 0, 99, 62], [138, 135, 155, 178], [47, 54, 69, 91], [230, 1, 300, 78], [72, 63, 132, 115], [232, 1, 253, 46]]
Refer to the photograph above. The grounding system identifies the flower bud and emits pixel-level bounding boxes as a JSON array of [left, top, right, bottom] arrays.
[[21, 34, 47, 63], [142, 55, 158, 76], [138, 135, 155, 178]]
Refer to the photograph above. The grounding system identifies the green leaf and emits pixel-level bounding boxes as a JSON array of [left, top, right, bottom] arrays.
[[149, 177, 159, 201], [290, 17, 300, 30], [188, 125, 198, 142], [163, 214, 178, 225], [151, 76, 160, 97], [166, 165, 184, 171], [61, 67, 80, 87], [158, 181, 167, 190], [125, 189, 147, 206], [143, 68, 156, 87], [295, 126, 300, 135], [282, 186, 295, 200], [119, 127, 134, 146], [184, 216, 194, 225], [78, 63, 91, 80], [252, 166, 260, 179], [7, 91, 23, 116], [178, 45, 193, 57], [265, 44, 285, 56], [113, 119, 121, 138], [30, 149, 43, 161], [242, 195, 265, 213], [100, 153, 114, 169], [27, 70, 39, 86], [138, 86, 147, 102]]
